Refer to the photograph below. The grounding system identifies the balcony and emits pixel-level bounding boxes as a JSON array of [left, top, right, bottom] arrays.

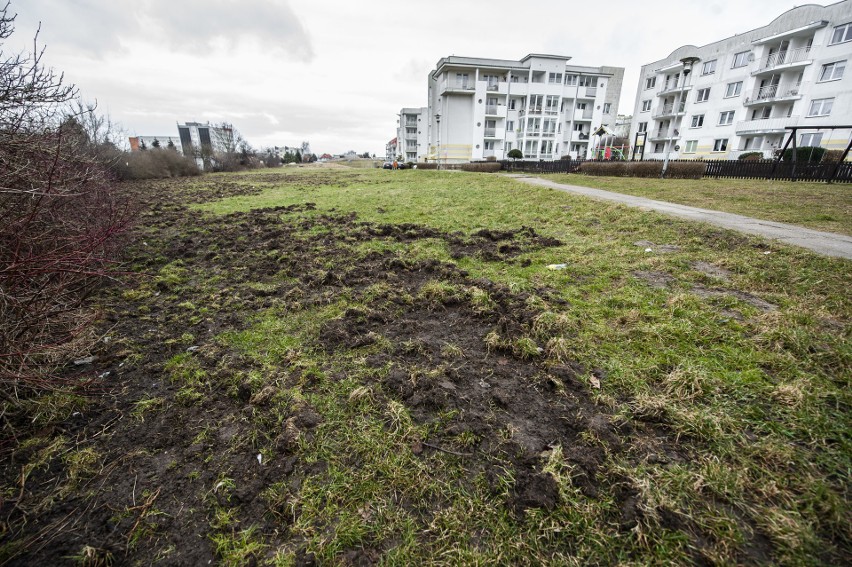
[[441, 81, 475, 94], [735, 115, 799, 135], [577, 86, 597, 98], [577, 132, 589, 140], [541, 130, 556, 138], [657, 84, 692, 97], [743, 83, 803, 105], [648, 128, 678, 141], [483, 149, 496, 158], [574, 109, 594, 121], [483, 128, 498, 137], [753, 46, 814, 75], [485, 104, 501, 115], [486, 83, 499, 91], [653, 103, 686, 118]]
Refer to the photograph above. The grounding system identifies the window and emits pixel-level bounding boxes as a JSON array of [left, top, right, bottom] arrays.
[[654, 142, 664, 153], [565, 74, 578, 86], [831, 22, 852, 44], [578, 76, 593, 87], [484, 140, 495, 150], [752, 107, 771, 120], [576, 102, 587, 110], [645, 76, 656, 89], [545, 95, 559, 112], [725, 81, 743, 97], [507, 120, 514, 131], [696, 88, 710, 102], [808, 98, 834, 116], [701, 60, 717, 75], [713, 139, 728, 152], [543, 119, 556, 134], [641, 100, 652, 112], [529, 95, 543, 111], [603, 103, 611, 114], [691, 114, 704, 128], [573, 122, 584, 131], [684, 140, 698, 153], [801, 132, 824, 146], [637, 122, 647, 133], [549, 72, 563, 84], [719, 111, 735, 125], [819, 60, 846, 82], [732, 51, 750, 68]]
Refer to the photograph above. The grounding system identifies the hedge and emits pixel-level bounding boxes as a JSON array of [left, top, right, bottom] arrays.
[[461, 162, 502, 173], [782, 146, 826, 163], [578, 160, 705, 179]]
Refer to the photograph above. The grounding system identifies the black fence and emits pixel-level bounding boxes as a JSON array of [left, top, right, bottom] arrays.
[[500, 158, 852, 183]]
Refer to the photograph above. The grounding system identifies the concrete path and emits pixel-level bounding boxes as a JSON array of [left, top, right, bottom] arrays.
[[507, 175, 852, 260]]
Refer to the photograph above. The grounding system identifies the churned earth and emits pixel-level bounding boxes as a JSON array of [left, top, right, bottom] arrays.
[[2, 168, 849, 566]]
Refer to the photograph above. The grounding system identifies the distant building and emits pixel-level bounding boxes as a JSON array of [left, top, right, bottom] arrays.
[[630, 1, 852, 160], [128, 135, 182, 153], [386, 137, 398, 161], [397, 107, 428, 162], [176, 122, 234, 168], [426, 53, 624, 162]]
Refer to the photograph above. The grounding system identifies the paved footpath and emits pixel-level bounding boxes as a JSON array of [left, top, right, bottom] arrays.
[[507, 174, 852, 260]]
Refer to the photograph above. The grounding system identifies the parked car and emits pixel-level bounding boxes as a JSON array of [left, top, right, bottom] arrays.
[[382, 161, 407, 170]]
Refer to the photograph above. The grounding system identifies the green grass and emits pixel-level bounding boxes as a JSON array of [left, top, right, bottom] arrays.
[[541, 173, 852, 235], [183, 169, 852, 564]]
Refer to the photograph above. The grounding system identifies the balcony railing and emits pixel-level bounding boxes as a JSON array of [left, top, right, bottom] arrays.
[[744, 83, 803, 104], [582, 87, 597, 97], [754, 46, 814, 73], [577, 132, 589, 140], [484, 128, 497, 137], [735, 115, 800, 135], [486, 83, 499, 91], [653, 103, 685, 118], [541, 130, 556, 137], [485, 105, 500, 115], [443, 81, 475, 93], [574, 109, 594, 120], [657, 84, 692, 97], [483, 149, 496, 157]]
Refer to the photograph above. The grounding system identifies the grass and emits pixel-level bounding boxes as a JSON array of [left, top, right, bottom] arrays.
[[541, 173, 852, 235], [6, 167, 846, 565], [186, 169, 850, 564]]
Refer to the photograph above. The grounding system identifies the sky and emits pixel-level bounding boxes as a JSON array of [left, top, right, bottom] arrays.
[[6, 0, 812, 156]]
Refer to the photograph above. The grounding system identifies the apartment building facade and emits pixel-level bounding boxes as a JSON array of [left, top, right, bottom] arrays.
[[177, 122, 234, 168], [397, 107, 428, 162], [630, 1, 852, 160], [426, 54, 624, 163]]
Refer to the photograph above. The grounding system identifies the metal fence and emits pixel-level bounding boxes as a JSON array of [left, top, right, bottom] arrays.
[[500, 158, 852, 182]]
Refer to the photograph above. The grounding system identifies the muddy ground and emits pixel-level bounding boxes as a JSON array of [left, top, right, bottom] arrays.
[[0, 173, 835, 565]]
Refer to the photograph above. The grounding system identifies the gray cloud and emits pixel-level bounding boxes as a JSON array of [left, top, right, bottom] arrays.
[[10, 0, 312, 60]]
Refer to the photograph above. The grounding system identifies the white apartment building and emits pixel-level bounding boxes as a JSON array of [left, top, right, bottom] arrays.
[[177, 122, 235, 169], [630, 1, 852, 160], [397, 107, 428, 162], [427, 54, 624, 163]]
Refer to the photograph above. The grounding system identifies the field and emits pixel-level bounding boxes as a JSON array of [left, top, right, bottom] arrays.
[[2, 167, 849, 565], [543, 173, 852, 235]]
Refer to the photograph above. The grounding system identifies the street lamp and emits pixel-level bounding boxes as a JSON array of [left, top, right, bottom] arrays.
[[435, 113, 442, 169], [661, 56, 700, 178]]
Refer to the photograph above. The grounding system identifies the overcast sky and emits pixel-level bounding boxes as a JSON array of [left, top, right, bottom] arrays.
[[7, 0, 809, 155]]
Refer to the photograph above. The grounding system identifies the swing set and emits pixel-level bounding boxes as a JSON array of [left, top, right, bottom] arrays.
[[771, 125, 852, 182]]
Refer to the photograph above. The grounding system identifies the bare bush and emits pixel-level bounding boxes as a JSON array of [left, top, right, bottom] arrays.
[[0, 4, 133, 397]]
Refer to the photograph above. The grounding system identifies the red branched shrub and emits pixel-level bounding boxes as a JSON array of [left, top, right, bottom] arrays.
[[0, 6, 133, 396]]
